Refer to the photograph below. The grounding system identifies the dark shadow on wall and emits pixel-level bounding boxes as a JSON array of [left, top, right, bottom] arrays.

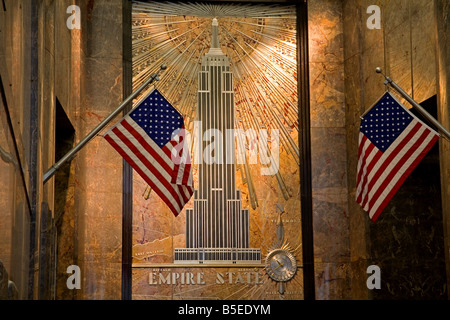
[[39, 98, 76, 300], [54, 98, 76, 300]]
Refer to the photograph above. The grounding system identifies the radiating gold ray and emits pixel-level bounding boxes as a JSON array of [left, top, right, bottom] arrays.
[[132, 1, 297, 204], [221, 31, 299, 162], [133, 1, 296, 18], [222, 27, 299, 164]]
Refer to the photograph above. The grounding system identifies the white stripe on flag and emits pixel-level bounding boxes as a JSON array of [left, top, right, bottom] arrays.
[[127, 119, 176, 172], [356, 134, 378, 201], [363, 121, 423, 211], [108, 123, 183, 213], [359, 120, 420, 211], [125, 119, 193, 206], [117, 122, 176, 186], [164, 139, 193, 187], [124, 119, 193, 206], [369, 126, 436, 217]]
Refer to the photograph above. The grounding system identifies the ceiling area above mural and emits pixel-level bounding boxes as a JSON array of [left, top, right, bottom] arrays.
[[132, 1, 298, 204]]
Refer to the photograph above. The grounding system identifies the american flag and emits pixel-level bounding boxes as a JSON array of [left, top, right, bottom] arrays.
[[356, 92, 439, 222], [104, 89, 193, 217]]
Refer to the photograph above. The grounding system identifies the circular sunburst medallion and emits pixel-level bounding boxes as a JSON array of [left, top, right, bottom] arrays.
[[265, 248, 297, 282]]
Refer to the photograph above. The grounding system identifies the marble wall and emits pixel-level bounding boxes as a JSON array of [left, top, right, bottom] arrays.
[[435, 0, 450, 299], [0, 0, 36, 300], [73, 0, 127, 300], [1, 0, 130, 300], [308, 0, 351, 299], [2, 0, 449, 300], [58, 0, 129, 299]]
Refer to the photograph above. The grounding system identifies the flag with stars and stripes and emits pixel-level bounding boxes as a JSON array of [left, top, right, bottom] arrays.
[[356, 92, 439, 222], [104, 89, 193, 217]]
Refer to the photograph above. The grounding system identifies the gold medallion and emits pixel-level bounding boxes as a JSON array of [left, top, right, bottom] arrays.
[[265, 248, 297, 282]]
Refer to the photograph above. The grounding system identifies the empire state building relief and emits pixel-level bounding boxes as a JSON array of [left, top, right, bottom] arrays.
[[173, 18, 261, 265], [130, 1, 301, 300]]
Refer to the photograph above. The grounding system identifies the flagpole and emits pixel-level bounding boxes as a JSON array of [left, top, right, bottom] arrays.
[[43, 64, 168, 184], [376, 67, 450, 141]]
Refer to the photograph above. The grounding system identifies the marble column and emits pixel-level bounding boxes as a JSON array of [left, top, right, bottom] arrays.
[[435, 0, 450, 300], [342, 0, 375, 300], [308, 0, 351, 299], [74, 0, 127, 299]]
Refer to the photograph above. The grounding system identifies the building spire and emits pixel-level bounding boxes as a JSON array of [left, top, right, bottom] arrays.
[[207, 18, 224, 55]]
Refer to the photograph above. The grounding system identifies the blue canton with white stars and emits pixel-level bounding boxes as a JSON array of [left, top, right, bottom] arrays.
[[360, 92, 413, 152], [129, 89, 183, 148]]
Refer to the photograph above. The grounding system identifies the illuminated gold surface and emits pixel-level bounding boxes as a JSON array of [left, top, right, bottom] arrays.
[[131, 1, 301, 300]]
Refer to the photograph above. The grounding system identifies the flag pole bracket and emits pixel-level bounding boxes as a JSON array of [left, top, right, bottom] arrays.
[[43, 65, 168, 184], [376, 67, 450, 141]]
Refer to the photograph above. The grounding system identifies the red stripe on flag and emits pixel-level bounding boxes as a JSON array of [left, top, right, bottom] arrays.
[[111, 126, 184, 213], [182, 163, 191, 185], [368, 126, 430, 212], [104, 132, 180, 216], [121, 120, 173, 175], [177, 184, 189, 204], [162, 144, 181, 185], [119, 121, 193, 207], [162, 134, 192, 187], [370, 132, 438, 222], [358, 147, 383, 206], [356, 137, 376, 203], [122, 119, 191, 193], [161, 141, 174, 159], [360, 122, 422, 209], [357, 134, 367, 159]]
